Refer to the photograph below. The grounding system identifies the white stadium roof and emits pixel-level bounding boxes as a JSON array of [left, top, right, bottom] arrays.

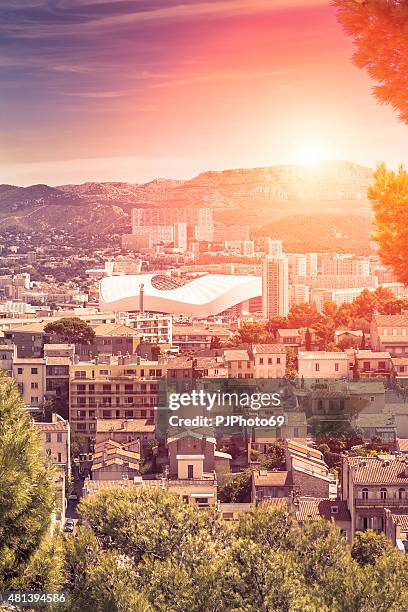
[[99, 273, 262, 318]]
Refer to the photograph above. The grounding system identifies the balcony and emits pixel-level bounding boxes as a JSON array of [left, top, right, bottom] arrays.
[[355, 498, 408, 508]]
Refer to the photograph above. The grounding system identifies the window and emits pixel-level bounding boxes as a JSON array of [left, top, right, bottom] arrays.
[[259, 357, 264, 365], [315, 363, 320, 372], [45, 432, 51, 443], [75, 371, 86, 379], [362, 488, 368, 500], [31, 367, 38, 374], [399, 488, 405, 500], [276, 357, 281, 364], [187, 464, 194, 479], [334, 363, 339, 372], [57, 452, 62, 463], [380, 488, 387, 500], [31, 382, 38, 389], [31, 396, 39, 404], [57, 432, 62, 443], [17, 367, 23, 375], [100, 369, 110, 375], [393, 328, 398, 336], [378, 361, 386, 370], [363, 517, 369, 530]]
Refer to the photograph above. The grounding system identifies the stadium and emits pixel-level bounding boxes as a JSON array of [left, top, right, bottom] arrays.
[[99, 273, 262, 318]]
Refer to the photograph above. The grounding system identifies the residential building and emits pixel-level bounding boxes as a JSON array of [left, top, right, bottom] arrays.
[[91, 439, 141, 481], [35, 413, 71, 473], [298, 351, 349, 381], [354, 350, 393, 379], [172, 325, 232, 353], [12, 357, 46, 410], [223, 349, 252, 379], [95, 418, 156, 446], [370, 314, 408, 357], [131, 313, 172, 345], [69, 357, 162, 446], [252, 344, 286, 378], [252, 469, 293, 502], [341, 454, 408, 543], [262, 256, 289, 318]]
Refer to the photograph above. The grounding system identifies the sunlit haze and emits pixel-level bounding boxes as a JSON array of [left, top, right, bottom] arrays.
[[1, 0, 407, 185]]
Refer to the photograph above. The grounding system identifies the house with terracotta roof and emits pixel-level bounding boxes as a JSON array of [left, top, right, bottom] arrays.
[[370, 314, 408, 357], [95, 418, 156, 446], [223, 349, 253, 379], [294, 497, 352, 544], [91, 438, 141, 481], [341, 454, 408, 543], [261, 496, 352, 545], [384, 508, 408, 552], [35, 413, 71, 473], [252, 344, 286, 378], [252, 469, 293, 503], [252, 439, 338, 503], [354, 350, 393, 380], [298, 351, 349, 382]]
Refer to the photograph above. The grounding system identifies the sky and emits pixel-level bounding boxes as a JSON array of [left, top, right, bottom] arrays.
[[0, 0, 407, 186]]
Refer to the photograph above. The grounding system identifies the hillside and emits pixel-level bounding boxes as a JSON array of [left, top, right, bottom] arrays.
[[0, 161, 374, 235], [255, 214, 373, 254]]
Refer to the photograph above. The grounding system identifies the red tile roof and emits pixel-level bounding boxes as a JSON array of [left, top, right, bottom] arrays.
[[296, 498, 351, 523], [346, 456, 408, 484], [253, 470, 293, 487]]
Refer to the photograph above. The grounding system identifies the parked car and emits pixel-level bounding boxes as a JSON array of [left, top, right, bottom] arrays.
[[64, 519, 74, 533], [68, 492, 78, 501]]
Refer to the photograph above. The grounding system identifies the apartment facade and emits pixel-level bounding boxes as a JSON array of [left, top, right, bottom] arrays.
[[370, 314, 408, 356], [298, 351, 349, 381], [69, 357, 163, 447], [35, 413, 71, 473], [341, 455, 408, 543]]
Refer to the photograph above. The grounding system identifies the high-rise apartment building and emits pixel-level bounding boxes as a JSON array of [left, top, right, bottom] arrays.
[[173, 222, 188, 251], [262, 256, 289, 318], [261, 238, 283, 258], [132, 207, 213, 233], [305, 253, 318, 276], [287, 254, 307, 277]]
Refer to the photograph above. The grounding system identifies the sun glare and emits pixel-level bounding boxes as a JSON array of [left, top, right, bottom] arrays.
[[296, 142, 327, 166]]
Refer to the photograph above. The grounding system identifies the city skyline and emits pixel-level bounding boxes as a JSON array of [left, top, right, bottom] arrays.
[[1, 0, 408, 186]]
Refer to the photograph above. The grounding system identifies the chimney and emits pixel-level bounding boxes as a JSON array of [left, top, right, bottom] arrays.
[[139, 283, 145, 313]]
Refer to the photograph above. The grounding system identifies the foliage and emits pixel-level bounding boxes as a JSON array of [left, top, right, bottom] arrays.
[[0, 373, 54, 589], [44, 317, 96, 346], [217, 469, 252, 503], [351, 530, 390, 566], [334, 0, 408, 123], [370, 163, 408, 285], [69, 492, 408, 611], [231, 321, 272, 345]]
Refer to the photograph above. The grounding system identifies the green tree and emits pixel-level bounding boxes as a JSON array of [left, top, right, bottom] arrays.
[[351, 529, 390, 566], [0, 373, 54, 588], [369, 163, 408, 285], [334, 0, 408, 123], [44, 317, 96, 346], [231, 322, 272, 345], [218, 469, 252, 503], [305, 327, 312, 350], [288, 303, 322, 328]]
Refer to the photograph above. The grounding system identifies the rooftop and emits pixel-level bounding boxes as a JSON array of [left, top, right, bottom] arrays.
[[253, 343, 286, 354], [346, 456, 408, 484], [296, 498, 351, 523], [298, 351, 348, 360], [96, 419, 155, 434], [253, 470, 293, 487]]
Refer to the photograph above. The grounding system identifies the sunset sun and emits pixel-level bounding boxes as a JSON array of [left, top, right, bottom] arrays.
[[296, 142, 327, 166]]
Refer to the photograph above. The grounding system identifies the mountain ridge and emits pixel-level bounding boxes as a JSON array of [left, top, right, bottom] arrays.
[[0, 161, 374, 236]]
